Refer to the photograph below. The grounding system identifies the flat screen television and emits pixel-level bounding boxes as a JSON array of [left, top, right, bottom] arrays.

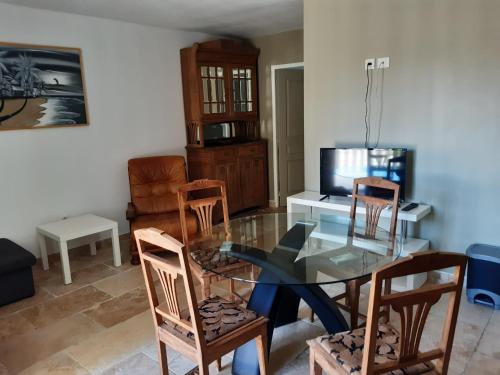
[[320, 148, 408, 200]]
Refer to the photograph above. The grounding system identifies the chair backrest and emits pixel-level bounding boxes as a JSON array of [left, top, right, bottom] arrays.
[[135, 228, 207, 352], [128, 156, 187, 215], [361, 251, 468, 375], [177, 179, 230, 245], [350, 177, 400, 237]]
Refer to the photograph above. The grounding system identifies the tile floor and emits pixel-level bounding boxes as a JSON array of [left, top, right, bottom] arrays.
[[0, 235, 499, 375]]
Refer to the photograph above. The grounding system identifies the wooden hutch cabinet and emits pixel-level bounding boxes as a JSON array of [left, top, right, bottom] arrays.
[[180, 39, 268, 214]]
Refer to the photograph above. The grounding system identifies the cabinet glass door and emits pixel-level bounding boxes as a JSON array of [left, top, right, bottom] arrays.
[[200, 65, 226, 114], [232, 67, 254, 113]]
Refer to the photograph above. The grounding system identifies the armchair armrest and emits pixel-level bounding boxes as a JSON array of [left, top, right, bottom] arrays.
[[126, 202, 137, 221]]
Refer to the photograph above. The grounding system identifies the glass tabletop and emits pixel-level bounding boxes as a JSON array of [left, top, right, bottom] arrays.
[[189, 213, 403, 286]]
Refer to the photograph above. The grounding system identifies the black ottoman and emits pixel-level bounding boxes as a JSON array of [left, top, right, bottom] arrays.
[[0, 238, 36, 306]]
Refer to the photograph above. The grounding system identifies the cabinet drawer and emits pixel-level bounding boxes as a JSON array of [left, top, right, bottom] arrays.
[[214, 148, 237, 161], [239, 143, 266, 158]]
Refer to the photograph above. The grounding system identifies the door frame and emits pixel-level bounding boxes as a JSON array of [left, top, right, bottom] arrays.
[[271, 62, 304, 207]]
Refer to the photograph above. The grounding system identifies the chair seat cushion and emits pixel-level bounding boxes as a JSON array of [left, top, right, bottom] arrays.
[[163, 295, 257, 343], [314, 324, 434, 375], [130, 210, 197, 242], [190, 247, 241, 270], [0, 239, 36, 274]]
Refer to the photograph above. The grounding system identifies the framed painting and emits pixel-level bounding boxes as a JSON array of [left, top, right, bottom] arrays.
[[0, 41, 88, 130]]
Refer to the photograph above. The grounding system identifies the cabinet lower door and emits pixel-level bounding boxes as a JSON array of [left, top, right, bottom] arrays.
[[215, 161, 242, 213], [240, 157, 267, 208]]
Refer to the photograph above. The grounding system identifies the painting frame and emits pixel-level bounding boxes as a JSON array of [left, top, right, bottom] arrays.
[[0, 41, 89, 131]]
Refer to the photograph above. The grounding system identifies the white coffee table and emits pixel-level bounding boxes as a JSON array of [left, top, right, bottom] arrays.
[[37, 214, 121, 284]]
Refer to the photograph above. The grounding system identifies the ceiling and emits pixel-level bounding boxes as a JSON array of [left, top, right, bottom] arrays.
[[0, 0, 303, 38]]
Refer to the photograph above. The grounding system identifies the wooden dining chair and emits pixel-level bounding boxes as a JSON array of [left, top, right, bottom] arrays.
[[310, 177, 400, 328], [178, 179, 254, 302], [135, 227, 269, 375], [308, 251, 468, 375]]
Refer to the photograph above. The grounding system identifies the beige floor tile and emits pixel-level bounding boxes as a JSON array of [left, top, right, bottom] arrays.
[[41, 264, 119, 296], [269, 320, 325, 374], [92, 267, 145, 297], [141, 341, 233, 375], [103, 237, 134, 271], [100, 352, 159, 375], [208, 352, 233, 374], [32, 261, 62, 284], [0, 314, 103, 373], [162, 352, 197, 375], [0, 313, 35, 342], [19, 286, 111, 329], [18, 351, 90, 375], [418, 312, 482, 374], [476, 329, 500, 359], [83, 287, 149, 328], [0, 362, 9, 375], [66, 310, 155, 373], [431, 292, 493, 328], [486, 310, 500, 335], [104, 257, 135, 273], [46, 244, 115, 273], [0, 287, 54, 318], [276, 348, 309, 375], [464, 351, 500, 375]]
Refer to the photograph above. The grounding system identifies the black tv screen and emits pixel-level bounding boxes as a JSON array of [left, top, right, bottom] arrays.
[[320, 148, 407, 200]]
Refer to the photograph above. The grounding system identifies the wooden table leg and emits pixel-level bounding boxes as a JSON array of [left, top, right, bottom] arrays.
[[232, 270, 348, 375]]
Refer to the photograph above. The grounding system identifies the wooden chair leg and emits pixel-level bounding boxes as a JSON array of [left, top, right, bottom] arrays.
[[309, 308, 315, 322], [157, 339, 169, 375], [256, 331, 269, 375], [309, 347, 322, 375], [229, 278, 235, 302], [214, 358, 222, 372], [198, 362, 210, 375], [347, 280, 360, 329], [380, 279, 392, 323], [201, 276, 211, 300]]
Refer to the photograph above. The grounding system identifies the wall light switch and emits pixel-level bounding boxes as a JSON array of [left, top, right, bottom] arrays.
[[377, 57, 390, 69], [365, 58, 375, 70]]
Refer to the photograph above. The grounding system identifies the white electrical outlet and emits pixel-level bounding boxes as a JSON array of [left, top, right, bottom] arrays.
[[377, 57, 390, 69], [365, 58, 375, 70]]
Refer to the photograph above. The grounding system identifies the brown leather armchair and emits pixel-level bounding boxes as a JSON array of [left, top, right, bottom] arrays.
[[127, 155, 198, 264]]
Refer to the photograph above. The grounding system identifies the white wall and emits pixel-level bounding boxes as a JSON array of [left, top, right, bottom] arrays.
[[251, 30, 303, 204], [0, 3, 211, 256], [305, 0, 500, 253]]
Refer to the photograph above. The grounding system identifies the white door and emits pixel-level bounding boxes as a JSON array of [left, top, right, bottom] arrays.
[[276, 69, 304, 206]]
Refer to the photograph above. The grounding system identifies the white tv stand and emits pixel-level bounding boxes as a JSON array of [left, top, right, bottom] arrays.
[[287, 191, 432, 291]]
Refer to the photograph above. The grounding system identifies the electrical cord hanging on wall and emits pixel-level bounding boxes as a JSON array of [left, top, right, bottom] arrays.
[[363, 66, 372, 148], [374, 61, 386, 148]]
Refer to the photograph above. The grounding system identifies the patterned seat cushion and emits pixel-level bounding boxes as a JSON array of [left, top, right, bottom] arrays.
[[190, 247, 241, 270], [314, 324, 434, 375], [162, 296, 257, 343]]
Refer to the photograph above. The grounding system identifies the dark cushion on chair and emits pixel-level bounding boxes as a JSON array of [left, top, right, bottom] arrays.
[[162, 296, 257, 343], [0, 238, 36, 274], [314, 324, 434, 375], [190, 247, 241, 270]]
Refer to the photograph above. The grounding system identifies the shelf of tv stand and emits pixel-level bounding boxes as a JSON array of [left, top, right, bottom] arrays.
[[286, 190, 432, 292], [286, 191, 431, 223]]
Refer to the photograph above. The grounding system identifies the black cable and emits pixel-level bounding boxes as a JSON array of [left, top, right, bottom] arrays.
[[364, 66, 371, 148], [374, 63, 385, 148]]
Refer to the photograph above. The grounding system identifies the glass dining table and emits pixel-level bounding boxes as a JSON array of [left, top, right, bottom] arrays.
[[189, 212, 403, 375]]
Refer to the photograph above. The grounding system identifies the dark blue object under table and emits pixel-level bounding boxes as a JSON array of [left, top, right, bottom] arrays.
[[190, 213, 402, 375]]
